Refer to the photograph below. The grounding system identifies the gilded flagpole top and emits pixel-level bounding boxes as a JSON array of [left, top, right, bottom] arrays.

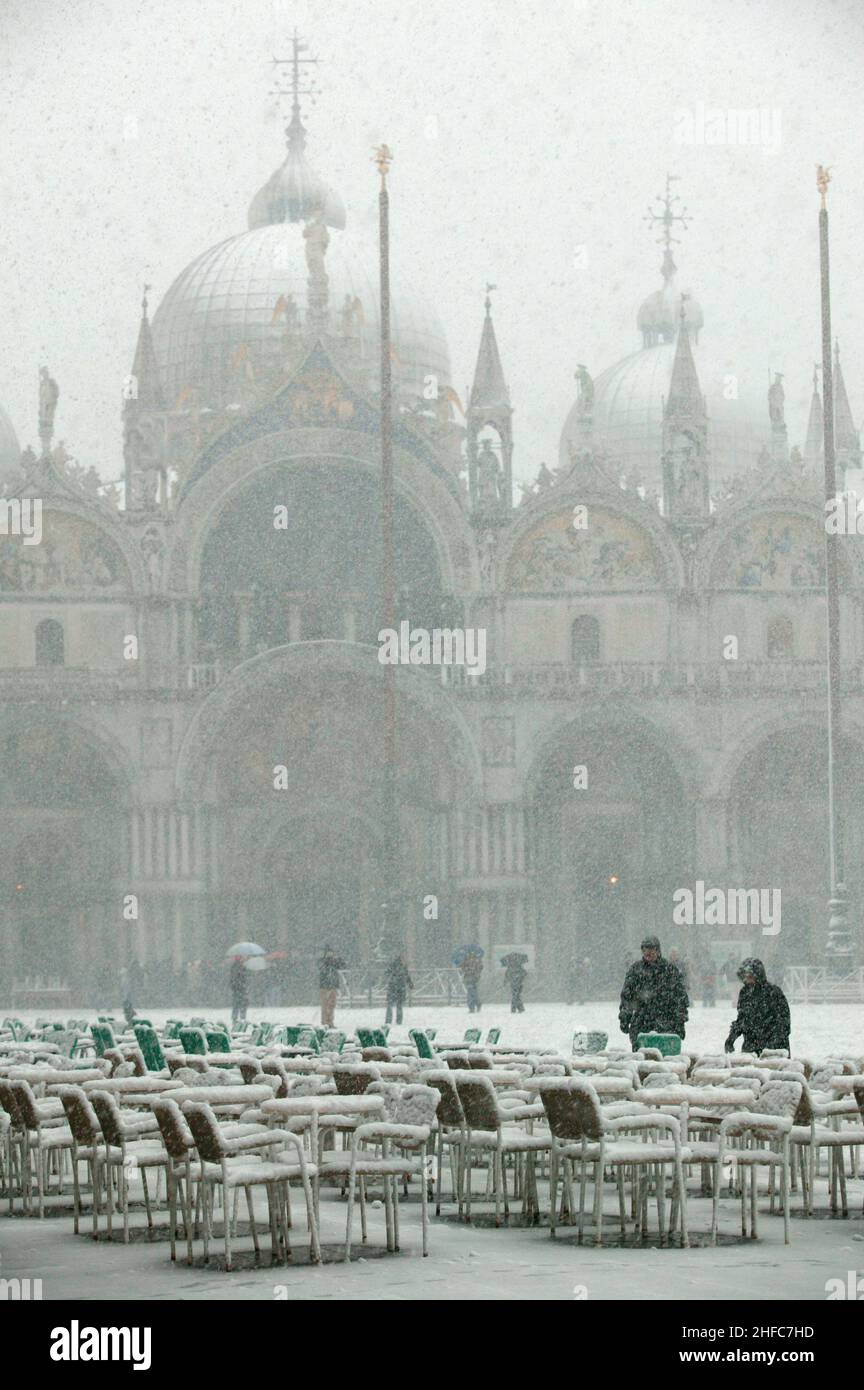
[[816, 164, 831, 209], [373, 144, 394, 187]]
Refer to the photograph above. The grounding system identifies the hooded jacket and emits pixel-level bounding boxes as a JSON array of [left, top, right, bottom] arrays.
[[619, 944, 689, 1040], [725, 958, 790, 1054]]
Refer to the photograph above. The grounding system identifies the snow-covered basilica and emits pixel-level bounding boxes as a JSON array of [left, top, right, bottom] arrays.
[[1, 70, 862, 1004]]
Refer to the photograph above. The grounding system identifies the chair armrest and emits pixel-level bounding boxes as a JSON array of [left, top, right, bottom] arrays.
[[607, 1111, 682, 1141], [353, 1122, 431, 1145], [223, 1129, 294, 1153], [719, 1112, 793, 1138]]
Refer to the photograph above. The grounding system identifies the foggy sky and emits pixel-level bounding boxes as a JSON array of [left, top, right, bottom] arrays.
[[1, 0, 863, 485]]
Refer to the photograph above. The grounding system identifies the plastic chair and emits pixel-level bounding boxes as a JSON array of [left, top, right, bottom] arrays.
[[133, 1025, 167, 1073], [90, 1023, 117, 1057], [178, 1027, 208, 1056], [410, 1029, 436, 1061], [486, 1028, 501, 1045], [463, 1028, 482, 1045]]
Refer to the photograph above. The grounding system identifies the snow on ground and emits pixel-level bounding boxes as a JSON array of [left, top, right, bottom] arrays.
[[5, 998, 863, 1301], [14, 999, 864, 1059]]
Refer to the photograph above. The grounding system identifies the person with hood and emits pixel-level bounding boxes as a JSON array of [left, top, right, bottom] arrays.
[[385, 951, 413, 1025], [504, 954, 528, 1013], [459, 951, 483, 1012], [318, 945, 345, 1027], [230, 957, 248, 1026], [724, 958, 791, 1054], [618, 935, 689, 1049]]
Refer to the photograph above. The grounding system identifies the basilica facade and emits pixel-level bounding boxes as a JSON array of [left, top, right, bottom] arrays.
[[1, 93, 862, 1002]]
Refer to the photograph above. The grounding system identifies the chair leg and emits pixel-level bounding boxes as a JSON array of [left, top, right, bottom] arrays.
[[781, 1146, 790, 1245], [750, 1163, 758, 1239], [245, 1185, 260, 1257], [656, 1162, 667, 1246], [838, 1147, 848, 1217], [593, 1160, 603, 1247], [167, 1164, 177, 1261]]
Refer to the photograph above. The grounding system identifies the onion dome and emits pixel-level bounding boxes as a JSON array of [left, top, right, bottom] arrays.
[[248, 103, 345, 232]]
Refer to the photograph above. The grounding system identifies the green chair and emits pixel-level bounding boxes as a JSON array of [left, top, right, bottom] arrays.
[[425, 1028, 437, 1041], [572, 1030, 608, 1054], [90, 1023, 117, 1057], [164, 1020, 184, 1040], [635, 1032, 681, 1057], [322, 1030, 347, 1053], [178, 1026, 208, 1055], [134, 1024, 167, 1072], [205, 1029, 231, 1053], [486, 1027, 501, 1045], [409, 1028, 436, 1060], [463, 1028, 481, 1045]]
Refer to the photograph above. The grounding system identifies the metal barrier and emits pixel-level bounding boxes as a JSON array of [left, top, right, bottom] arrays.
[[337, 966, 466, 1007]]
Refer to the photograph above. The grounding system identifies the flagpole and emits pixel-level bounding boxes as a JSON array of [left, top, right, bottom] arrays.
[[816, 165, 850, 966], [375, 144, 400, 949]]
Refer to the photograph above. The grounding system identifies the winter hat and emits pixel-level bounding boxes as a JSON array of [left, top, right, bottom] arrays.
[[737, 958, 766, 983], [641, 935, 661, 951]]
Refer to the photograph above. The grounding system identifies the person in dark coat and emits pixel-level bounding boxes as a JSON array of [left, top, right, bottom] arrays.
[[318, 946, 346, 1027], [724, 958, 790, 1055], [618, 935, 688, 1050], [230, 958, 248, 1026], [459, 952, 483, 1012], [385, 952, 413, 1025], [504, 955, 527, 1013]]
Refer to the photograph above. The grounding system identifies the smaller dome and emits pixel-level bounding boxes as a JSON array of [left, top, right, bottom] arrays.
[[638, 284, 703, 343], [248, 111, 346, 232]]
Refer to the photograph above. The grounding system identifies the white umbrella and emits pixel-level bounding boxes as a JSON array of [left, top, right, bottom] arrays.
[[225, 941, 266, 958], [244, 956, 269, 972]]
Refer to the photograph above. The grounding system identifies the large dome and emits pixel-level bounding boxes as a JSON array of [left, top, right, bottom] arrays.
[[560, 338, 770, 486], [152, 223, 450, 411]]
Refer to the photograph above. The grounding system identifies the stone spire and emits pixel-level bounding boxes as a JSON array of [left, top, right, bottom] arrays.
[[661, 300, 709, 521], [467, 286, 512, 513], [124, 287, 167, 510], [833, 340, 861, 474], [803, 366, 823, 470], [768, 371, 788, 465]]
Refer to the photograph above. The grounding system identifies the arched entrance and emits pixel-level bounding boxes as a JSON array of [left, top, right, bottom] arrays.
[[530, 718, 689, 995]]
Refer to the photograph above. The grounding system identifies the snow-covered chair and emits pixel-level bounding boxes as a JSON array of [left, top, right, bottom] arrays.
[[8, 1079, 73, 1218], [88, 1089, 168, 1242], [538, 1077, 691, 1247], [183, 1101, 320, 1270], [453, 1072, 550, 1226], [56, 1085, 106, 1237], [710, 1080, 801, 1244]]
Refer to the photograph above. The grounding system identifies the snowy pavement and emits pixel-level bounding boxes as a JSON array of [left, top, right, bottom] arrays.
[[13, 999, 864, 1059]]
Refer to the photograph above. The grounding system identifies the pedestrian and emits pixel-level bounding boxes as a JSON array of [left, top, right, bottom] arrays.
[[618, 935, 689, 1050], [459, 951, 483, 1012], [384, 951, 413, 1026], [318, 945, 345, 1028], [230, 957, 248, 1026], [504, 954, 527, 1013], [724, 958, 791, 1055]]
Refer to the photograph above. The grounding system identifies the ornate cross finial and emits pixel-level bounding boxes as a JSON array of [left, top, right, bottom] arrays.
[[816, 164, 831, 210], [142, 282, 152, 316], [271, 29, 321, 150], [644, 173, 691, 252], [484, 282, 497, 314], [373, 144, 393, 187]]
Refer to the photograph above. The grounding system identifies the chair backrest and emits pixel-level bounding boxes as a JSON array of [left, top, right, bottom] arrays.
[[396, 1085, 440, 1129], [454, 1073, 500, 1131], [133, 1025, 166, 1073], [10, 1080, 44, 1131], [485, 1028, 501, 1045], [150, 1098, 194, 1161], [463, 1028, 481, 1045], [236, 1058, 263, 1084], [205, 1030, 231, 1054], [89, 1089, 126, 1146], [539, 1078, 604, 1143], [183, 1102, 226, 1163], [90, 1023, 116, 1056], [852, 1079, 864, 1123], [409, 1029, 436, 1060], [333, 1064, 380, 1095], [121, 1047, 148, 1077], [178, 1027, 208, 1055], [57, 1085, 102, 1145], [366, 1080, 404, 1120], [750, 1080, 803, 1122], [261, 1059, 291, 1098], [425, 1072, 465, 1126], [0, 1080, 25, 1128]]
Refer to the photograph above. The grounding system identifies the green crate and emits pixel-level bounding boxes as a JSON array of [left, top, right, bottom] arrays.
[[635, 1032, 682, 1056]]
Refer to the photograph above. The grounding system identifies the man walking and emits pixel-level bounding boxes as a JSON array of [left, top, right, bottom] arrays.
[[459, 951, 483, 1012], [384, 951, 413, 1026], [724, 958, 791, 1054], [504, 954, 527, 1013], [618, 935, 688, 1050], [230, 957, 248, 1026], [318, 945, 345, 1028]]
